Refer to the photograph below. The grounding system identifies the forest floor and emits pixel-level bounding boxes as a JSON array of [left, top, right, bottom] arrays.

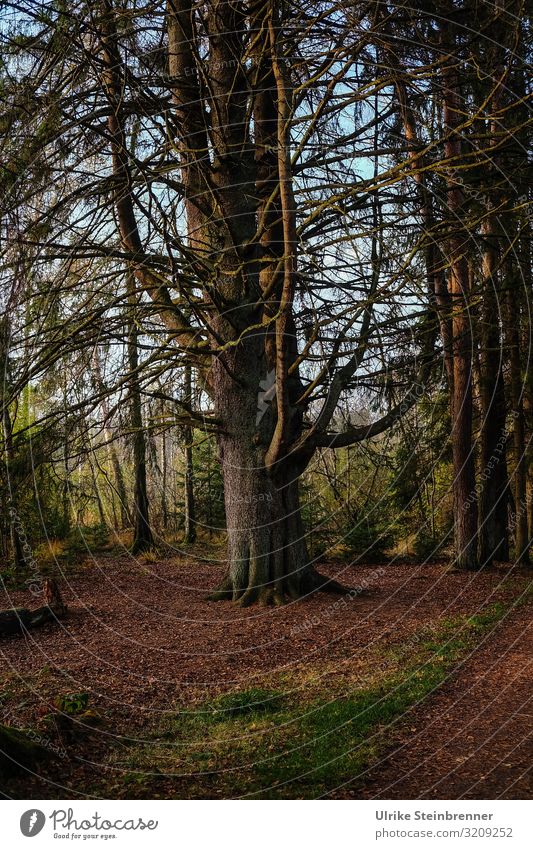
[[0, 547, 531, 799]]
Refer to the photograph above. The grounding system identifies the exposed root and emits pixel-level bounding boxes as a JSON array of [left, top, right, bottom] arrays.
[[235, 586, 260, 608], [273, 588, 286, 606], [207, 567, 350, 606], [204, 575, 233, 602]]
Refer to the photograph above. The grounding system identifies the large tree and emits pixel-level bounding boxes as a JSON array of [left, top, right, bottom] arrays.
[[96, 0, 436, 603], [1, 0, 531, 598]]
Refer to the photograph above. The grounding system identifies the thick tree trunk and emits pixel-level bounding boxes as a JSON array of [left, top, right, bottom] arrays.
[[450, 317, 478, 570], [208, 343, 341, 606], [211, 462, 308, 605], [160, 423, 169, 532], [110, 446, 129, 530], [476, 11, 512, 566]]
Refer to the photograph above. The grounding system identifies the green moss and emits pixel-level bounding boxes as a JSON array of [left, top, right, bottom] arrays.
[[0, 724, 52, 777]]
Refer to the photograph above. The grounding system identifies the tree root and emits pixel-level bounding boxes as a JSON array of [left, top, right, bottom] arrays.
[[207, 567, 350, 606], [204, 575, 234, 602]]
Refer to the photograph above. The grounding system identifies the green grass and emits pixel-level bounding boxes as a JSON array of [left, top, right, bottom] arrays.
[[206, 688, 285, 720], [105, 599, 520, 799]]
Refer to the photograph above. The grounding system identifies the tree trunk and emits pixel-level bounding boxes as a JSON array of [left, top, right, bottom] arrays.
[[476, 5, 512, 566], [161, 422, 168, 532], [522, 228, 533, 550], [504, 267, 529, 565], [93, 349, 130, 530], [0, 318, 25, 572], [442, 55, 479, 570], [127, 273, 154, 554], [478, 216, 509, 564], [208, 341, 339, 606], [182, 364, 196, 544]]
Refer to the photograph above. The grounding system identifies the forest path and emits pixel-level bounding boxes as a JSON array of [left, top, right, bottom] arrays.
[[347, 603, 532, 799]]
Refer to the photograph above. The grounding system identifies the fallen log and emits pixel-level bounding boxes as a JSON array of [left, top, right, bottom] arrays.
[[0, 579, 67, 636]]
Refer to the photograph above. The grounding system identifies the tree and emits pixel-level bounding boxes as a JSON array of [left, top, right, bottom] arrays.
[[1, 0, 531, 599], [127, 273, 154, 554], [182, 364, 196, 544]]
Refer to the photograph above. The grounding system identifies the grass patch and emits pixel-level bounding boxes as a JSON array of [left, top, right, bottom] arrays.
[[104, 599, 520, 799], [206, 688, 284, 721]]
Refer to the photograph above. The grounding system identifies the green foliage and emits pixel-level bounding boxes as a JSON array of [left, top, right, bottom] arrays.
[[54, 692, 89, 716], [342, 514, 394, 558], [65, 523, 109, 555]]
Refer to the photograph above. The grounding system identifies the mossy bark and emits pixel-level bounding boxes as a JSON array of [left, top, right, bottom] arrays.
[[0, 724, 53, 778], [208, 340, 344, 606]]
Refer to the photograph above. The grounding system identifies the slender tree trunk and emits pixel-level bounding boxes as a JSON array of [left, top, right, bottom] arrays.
[[478, 215, 509, 564], [93, 349, 130, 530], [386, 35, 453, 387], [504, 266, 529, 565], [127, 273, 154, 554], [0, 318, 25, 571], [522, 226, 533, 550], [62, 377, 71, 537], [442, 55, 479, 570], [208, 337, 339, 606], [3, 420, 25, 571], [182, 365, 196, 544]]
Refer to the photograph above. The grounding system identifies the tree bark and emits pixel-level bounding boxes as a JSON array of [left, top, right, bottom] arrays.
[[476, 0, 512, 566], [208, 338, 341, 606], [504, 266, 530, 565], [442, 53, 479, 570], [477, 215, 509, 564], [93, 348, 130, 530], [127, 273, 154, 554], [182, 364, 196, 544]]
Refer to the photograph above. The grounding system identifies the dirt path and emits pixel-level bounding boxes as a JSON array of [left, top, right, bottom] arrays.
[[346, 606, 532, 799]]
